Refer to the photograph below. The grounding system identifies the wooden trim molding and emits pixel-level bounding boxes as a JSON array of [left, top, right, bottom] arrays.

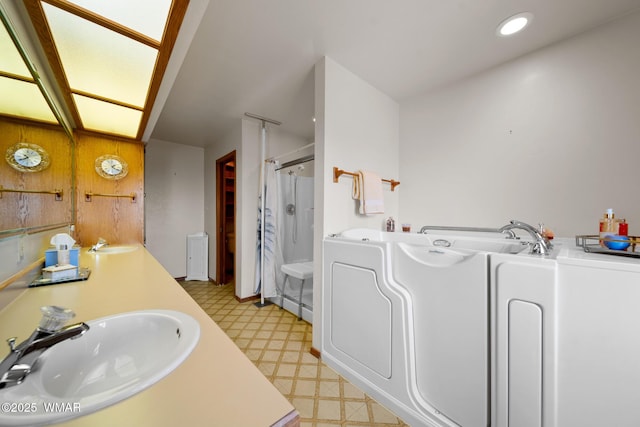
[[310, 347, 321, 359], [236, 294, 261, 304], [0, 257, 44, 291]]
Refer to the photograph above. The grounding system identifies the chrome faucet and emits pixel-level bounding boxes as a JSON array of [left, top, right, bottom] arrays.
[[89, 237, 108, 252], [0, 306, 89, 389], [499, 220, 553, 255]]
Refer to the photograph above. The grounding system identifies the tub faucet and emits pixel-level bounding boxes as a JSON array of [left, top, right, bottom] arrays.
[[89, 237, 108, 252], [0, 306, 89, 389], [498, 220, 553, 255]]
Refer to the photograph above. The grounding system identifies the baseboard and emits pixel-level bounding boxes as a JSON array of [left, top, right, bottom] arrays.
[[310, 346, 321, 359], [236, 294, 261, 303]]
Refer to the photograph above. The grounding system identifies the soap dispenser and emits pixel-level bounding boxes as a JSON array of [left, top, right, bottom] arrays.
[[599, 208, 616, 245], [386, 217, 395, 232]]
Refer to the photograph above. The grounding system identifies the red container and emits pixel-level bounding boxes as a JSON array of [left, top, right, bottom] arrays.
[[619, 220, 629, 236]]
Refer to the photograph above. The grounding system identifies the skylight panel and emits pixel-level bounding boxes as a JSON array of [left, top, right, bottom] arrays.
[[43, 2, 158, 108], [73, 94, 142, 138], [0, 20, 31, 78], [0, 78, 57, 122], [66, 0, 172, 42]]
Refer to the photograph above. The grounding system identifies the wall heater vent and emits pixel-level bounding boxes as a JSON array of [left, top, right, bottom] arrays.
[[186, 232, 208, 281]]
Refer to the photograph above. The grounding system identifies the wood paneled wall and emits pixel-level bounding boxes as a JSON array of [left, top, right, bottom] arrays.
[[0, 119, 72, 231], [1, 119, 145, 246], [75, 132, 144, 247]]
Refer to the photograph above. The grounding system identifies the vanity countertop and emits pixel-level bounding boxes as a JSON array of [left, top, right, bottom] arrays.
[[0, 245, 298, 427]]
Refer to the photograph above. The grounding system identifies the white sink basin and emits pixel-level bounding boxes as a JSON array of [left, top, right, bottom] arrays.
[[0, 310, 200, 426], [89, 245, 139, 254]]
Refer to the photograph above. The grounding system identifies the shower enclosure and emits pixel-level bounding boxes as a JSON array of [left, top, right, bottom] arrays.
[[268, 155, 314, 323]]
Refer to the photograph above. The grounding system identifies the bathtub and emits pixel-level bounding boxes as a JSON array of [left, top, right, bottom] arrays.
[[322, 229, 529, 426]]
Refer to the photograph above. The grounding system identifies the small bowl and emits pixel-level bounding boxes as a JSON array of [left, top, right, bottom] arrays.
[[604, 235, 630, 251]]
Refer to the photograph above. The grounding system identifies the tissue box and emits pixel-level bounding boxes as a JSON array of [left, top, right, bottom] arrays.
[[45, 248, 79, 267], [42, 264, 78, 281]]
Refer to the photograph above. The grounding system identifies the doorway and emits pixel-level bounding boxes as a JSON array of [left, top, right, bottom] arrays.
[[216, 151, 236, 285]]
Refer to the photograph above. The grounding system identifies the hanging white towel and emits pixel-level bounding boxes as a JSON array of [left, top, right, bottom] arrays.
[[352, 170, 384, 215]]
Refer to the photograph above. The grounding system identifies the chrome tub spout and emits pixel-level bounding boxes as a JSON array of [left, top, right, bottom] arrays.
[[498, 220, 553, 255]]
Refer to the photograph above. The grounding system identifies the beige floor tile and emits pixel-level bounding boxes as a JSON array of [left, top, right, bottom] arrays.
[[318, 381, 340, 398], [371, 401, 402, 423], [282, 351, 300, 363], [316, 399, 341, 420], [273, 378, 293, 395], [319, 366, 340, 380], [262, 350, 282, 362], [258, 362, 276, 377], [298, 364, 318, 379], [290, 397, 315, 419], [276, 363, 298, 378], [343, 382, 366, 399], [344, 400, 369, 422], [294, 379, 317, 397], [248, 339, 268, 349]]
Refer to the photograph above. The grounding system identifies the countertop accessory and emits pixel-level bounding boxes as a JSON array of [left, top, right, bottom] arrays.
[[576, 235, 639, 257], [30, 267, 91, 287]]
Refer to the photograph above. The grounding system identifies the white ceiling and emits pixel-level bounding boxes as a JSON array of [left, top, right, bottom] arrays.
[[149, 0, 640, 147]]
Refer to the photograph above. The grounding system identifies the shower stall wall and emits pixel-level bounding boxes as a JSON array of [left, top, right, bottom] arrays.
[[268, 159, 314, 323]]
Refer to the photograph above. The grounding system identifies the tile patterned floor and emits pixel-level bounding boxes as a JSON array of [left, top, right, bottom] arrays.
[[180, 280, 409, 427]]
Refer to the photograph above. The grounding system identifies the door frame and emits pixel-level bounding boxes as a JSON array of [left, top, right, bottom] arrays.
[[215, 150, 236, 285]]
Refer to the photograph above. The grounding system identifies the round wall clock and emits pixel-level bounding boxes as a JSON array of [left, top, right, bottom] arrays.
[[5, 142, 51, 172], [95, 154, 128, 180]]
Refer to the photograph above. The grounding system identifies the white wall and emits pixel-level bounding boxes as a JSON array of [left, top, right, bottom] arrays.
[[145, 139, 205, 277], [314, 56, 400, 348], [400, 11, 640, 238], [319, 57, 401, 235]]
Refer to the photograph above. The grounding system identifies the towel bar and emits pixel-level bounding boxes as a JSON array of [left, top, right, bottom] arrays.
[[333, 167, 400, 191]]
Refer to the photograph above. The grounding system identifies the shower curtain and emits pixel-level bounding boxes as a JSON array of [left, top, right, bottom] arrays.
[[254, 161, 282, 298]]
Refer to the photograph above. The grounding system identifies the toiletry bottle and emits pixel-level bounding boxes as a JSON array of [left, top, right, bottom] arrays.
[[599, 209, 616, 246], [618, 219, 628, 236], [386, 217, 395, 232]]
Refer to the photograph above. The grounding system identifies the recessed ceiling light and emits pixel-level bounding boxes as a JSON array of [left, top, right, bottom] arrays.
[[497, 12, 533, 37]]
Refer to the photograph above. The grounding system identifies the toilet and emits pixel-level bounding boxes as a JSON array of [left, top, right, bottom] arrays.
[[280, 261, 313, 320]]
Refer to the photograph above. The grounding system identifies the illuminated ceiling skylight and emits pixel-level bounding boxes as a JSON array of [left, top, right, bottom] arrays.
[[0, 13, 57, 123], [19, 0, 188, 139], [66, 0, 172, 42]]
